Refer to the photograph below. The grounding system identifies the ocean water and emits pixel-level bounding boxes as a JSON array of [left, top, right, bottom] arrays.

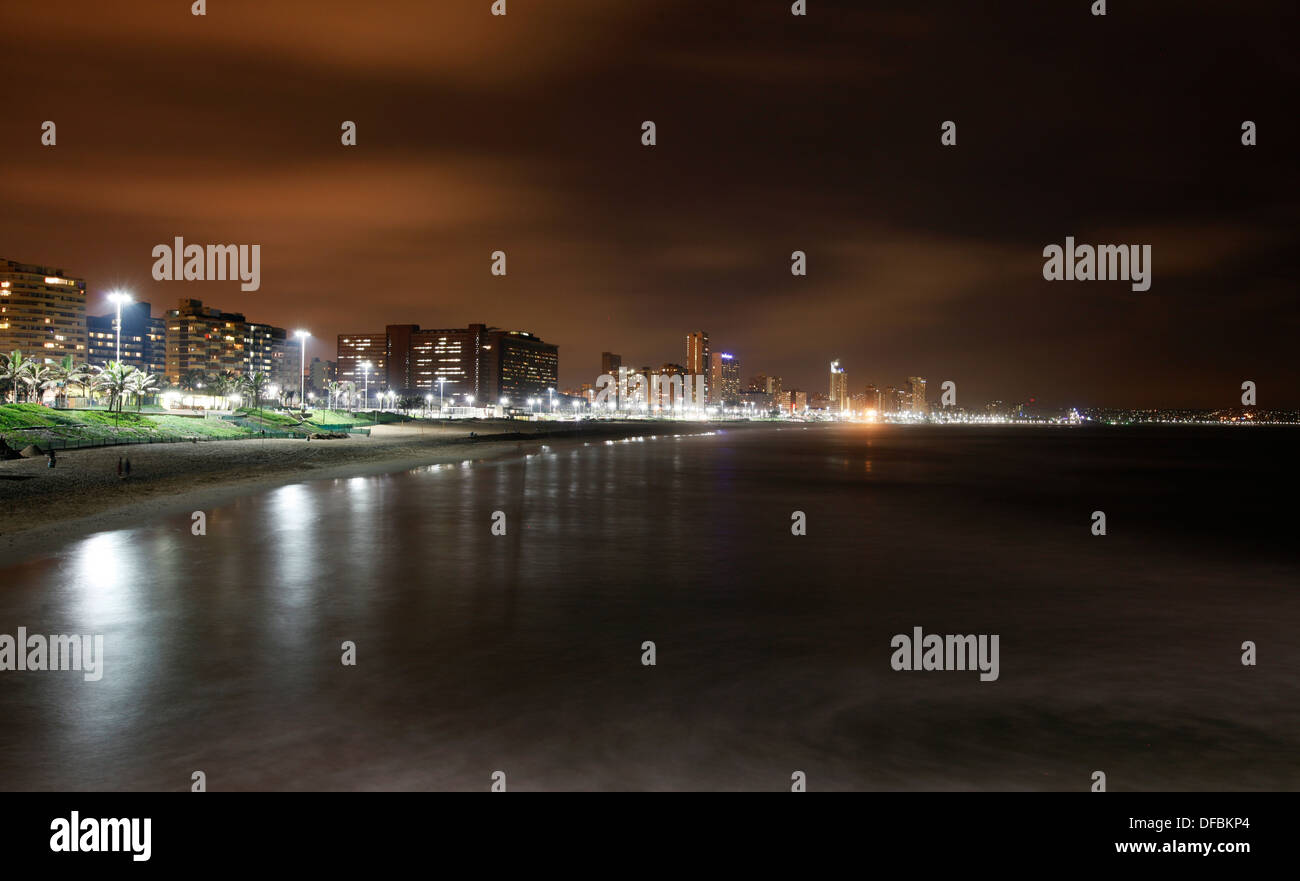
[[1, 424, 1296, 790]]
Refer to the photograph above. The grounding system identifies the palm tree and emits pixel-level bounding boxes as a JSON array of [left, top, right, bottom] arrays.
[[125, 370, 159, 412], [1, 350, 29, 403], [326, 380, 341, 410], [179, 368, 207, 407], [54, 355, 94, 407], [93, 361, 133, 417], [239, 371, 269, 418], [21, 362, 55, 404], [213, 370, 239, 410]]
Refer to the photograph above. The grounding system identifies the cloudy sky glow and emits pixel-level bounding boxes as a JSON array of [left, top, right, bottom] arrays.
[[2, 0, 1296, 406]]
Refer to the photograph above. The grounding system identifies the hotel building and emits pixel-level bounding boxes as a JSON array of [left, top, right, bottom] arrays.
[[87, 300, 166, 374], [708, 351, 740, 404], [337, 323, 558, 402], [163, 298, 291, 387], [0, 258, 87, 363], [908, 376, 928, 415], [829, 360, 849, 412], [686, 331, 709, 400]]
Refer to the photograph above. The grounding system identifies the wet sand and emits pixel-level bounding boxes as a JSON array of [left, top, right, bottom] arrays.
[[0, 419, 723, 562]]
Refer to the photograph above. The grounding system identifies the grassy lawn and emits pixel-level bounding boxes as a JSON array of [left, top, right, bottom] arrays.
[[235, 407, 304, 428], [349, 411, 413, 425], [304, 409, 357, 425], [243, 407, 413, 429], [0, 404, 255, 447], [148, 415, 252, 439]]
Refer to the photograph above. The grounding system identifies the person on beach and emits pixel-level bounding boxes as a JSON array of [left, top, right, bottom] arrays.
[[124, 458, 132, 478], [47, 449, 56, 468]]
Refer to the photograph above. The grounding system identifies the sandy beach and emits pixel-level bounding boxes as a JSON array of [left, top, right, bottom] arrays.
[[0, 418, 709, 562]]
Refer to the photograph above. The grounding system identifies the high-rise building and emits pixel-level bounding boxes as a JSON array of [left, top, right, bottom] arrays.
[[87, 300, 165, 374], [908, 376, 928, 415], [686, 331, 709, 399], [601, 352, 622, 377], [708, 351, 740, 404], [336, 323, 557, 403], [776, 389, 808, 414], [748, 374, 783, 398], [863, 383, 882, 414], [250, 322, 293, 390], [0, 258, 87, 364], [163, 298, 289, 385], [336, 333, 387, 392], [829, 360, 849, 412], [308, 357, 336, 395], [492, 327, 559, 401]]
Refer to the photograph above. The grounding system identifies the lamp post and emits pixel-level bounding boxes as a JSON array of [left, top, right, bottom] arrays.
[[438, 376, 446, 415], [107, 291, 132, 366], [294, 330, 310, 415], [361, 361, 372, 412]]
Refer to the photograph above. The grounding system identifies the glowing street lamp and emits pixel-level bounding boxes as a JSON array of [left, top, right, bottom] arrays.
[[438, 376, 447, 414], [294, 329, 311, 413], [107, 291, 132, 365], [361, 361, 372, 411]]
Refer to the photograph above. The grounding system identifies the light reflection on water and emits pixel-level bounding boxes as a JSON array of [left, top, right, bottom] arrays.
[[1, 426, 1298, 791]]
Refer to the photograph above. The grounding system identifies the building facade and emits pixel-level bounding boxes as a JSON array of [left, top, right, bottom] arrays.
[[336, 333, 387, 394], [337, 323, 557, 403], [308, 357, 336, 395], [87, 300, 166, 374], [0, 258, 87, 364], [908, 376, 928, 414], [863, 384, 882, 414], [708, 351, 740, 404], [829, 360, 849, 412], [163, 298, 290, 386], [686, 331, 709, 399]]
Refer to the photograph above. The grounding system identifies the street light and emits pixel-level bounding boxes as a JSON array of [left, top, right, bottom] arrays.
[[361, 361, 372, 411], [107, 291, 132, 365], [294, 329, 310, 414], [438, 376, 447, 415]]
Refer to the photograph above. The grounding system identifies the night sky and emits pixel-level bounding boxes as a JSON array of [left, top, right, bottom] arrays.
[[2, 0, 1296, 407]]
